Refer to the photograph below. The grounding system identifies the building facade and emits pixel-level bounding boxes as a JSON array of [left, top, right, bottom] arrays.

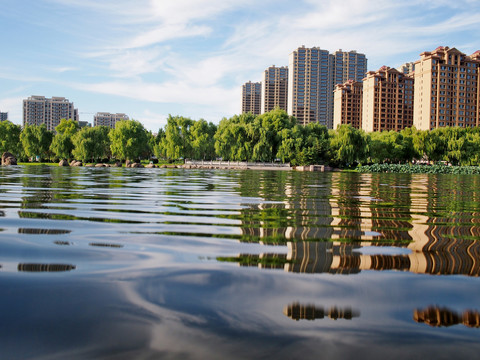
[[413, 46, 480, 130], [333, 50, 368, 85], [397, 62, 415, 76], [287, 46, 333, 126], [94, 112, 129, 128], [333, 80, 363, 129], [0, 112, 8, 121], [288, 46, 367, 128], [242, 81, 261, 115], [362, 66, 414, 132], [261, 66, 288, 114], [23, 96, 78, 131]]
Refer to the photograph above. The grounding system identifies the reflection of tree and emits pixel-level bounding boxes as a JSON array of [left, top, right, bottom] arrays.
[[89, 242, 124, 248], [414, 306, 480, 328], [18, 228, 71, 235], [17, 263, 76, 272], [283, 303, 360, 321]]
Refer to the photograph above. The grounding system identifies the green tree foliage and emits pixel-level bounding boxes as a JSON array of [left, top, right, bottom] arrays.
[[249, 109, 296, 162], [162, 115, 194, 160], [72, 126, 111, 162], [50, 119, 80, 160], [191, 119, 217, 160], [0, 120, 23, 157], [109, 120, 148, 161], [329, 124, 368, 167], [20, 124, 53, 160], [214, 113, 255, 161], [55, 119, 79, 136]]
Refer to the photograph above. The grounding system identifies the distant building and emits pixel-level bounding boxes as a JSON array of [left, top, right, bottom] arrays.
[[333, 49, 368, 86], [413, 46, 480, 130], [242, 81, 261, 115], [261, 66, 288, 113], [23, 96, 78, 131], [78, 121, 91, 128], [397, 62, 415, 76], [333, 80, 363, 129], [288, 46, 333, 126], [0, 112, 8, 121], [362, 66, 414, 132], [94, 112, 129, 128], [288, 46, 367, 128]]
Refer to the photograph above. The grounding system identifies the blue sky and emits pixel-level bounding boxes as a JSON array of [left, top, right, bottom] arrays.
[[1, 0, 480, 131]]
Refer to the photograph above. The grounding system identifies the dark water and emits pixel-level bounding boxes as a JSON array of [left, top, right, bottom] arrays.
[[1, 166, 480, 359]]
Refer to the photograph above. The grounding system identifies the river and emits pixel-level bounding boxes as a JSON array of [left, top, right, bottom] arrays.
[[0, 166, 479, 359]]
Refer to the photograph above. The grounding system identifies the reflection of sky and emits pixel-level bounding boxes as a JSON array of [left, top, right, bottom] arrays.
[[1, 167, 480, 358], [1, 262, 479, 359]]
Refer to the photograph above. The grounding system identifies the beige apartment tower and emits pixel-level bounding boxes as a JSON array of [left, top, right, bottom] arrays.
[[242, 81, 261, 115], [94, 112, 130, 128], [261, 66, 288, 113], [23, 96, 78, 132], [333, 80, 363, 129], [413, 46, 480, 130], [362, 66, 414, 132]]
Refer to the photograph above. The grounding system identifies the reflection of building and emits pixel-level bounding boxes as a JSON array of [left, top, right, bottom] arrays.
[[414, 306, 480, 328], [242, 81, 261, 115], [220, 239, 480, 277], [283, 303, 359, 321], [23, 95, 79, 131], [18, 263, 76, 272], [261, 66, 288, 113], [18, 228, 71, 235]]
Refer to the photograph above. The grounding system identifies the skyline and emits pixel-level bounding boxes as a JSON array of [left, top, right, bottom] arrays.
[[1, 0, 480, 131]]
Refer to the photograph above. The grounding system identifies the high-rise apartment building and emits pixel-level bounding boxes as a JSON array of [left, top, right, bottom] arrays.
[[288, 46, 367, 128], [23, 96, 78, 131], [362, 66, 414, 132], [94, 112, 129, 128], [333, 80, 363, 129], [261, 66, 288, 113], [0, 112, 8, 121], [413, 46, 480, 130], [333, 50, 368, 85], [288, 46, 333, 126], [397, 62, 415, 76], [242, 81, 261, 115]]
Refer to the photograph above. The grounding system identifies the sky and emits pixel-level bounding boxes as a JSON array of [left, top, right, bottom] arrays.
[[1, 0, 480, 132]]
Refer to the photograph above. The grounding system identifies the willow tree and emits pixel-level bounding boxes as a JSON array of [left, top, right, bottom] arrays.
[[109, 120, 148, 161]]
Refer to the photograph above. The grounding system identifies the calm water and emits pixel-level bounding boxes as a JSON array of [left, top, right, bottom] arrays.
[[1, 166, 480, 359]]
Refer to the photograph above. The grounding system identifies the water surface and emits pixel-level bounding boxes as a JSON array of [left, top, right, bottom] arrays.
[[1, 166, 479, 359]]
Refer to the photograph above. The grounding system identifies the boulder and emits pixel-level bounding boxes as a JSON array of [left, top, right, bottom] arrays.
[[125, 160, 132, 168], [145, 163, 156, 168], [59, 159, 69, 166], [95, 163, 105, 167], [114, 161, 122, 167], [131, 163, 143, 168], [70, 160, 77, 166], [1, 152, 17, 166], [72, 161, 82, 167]]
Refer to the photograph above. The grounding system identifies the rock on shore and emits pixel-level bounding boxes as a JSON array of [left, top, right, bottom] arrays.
[[1, 152, 17, 166]]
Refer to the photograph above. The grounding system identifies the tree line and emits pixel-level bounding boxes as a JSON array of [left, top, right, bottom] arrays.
[[2, 108, 480, 166]]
